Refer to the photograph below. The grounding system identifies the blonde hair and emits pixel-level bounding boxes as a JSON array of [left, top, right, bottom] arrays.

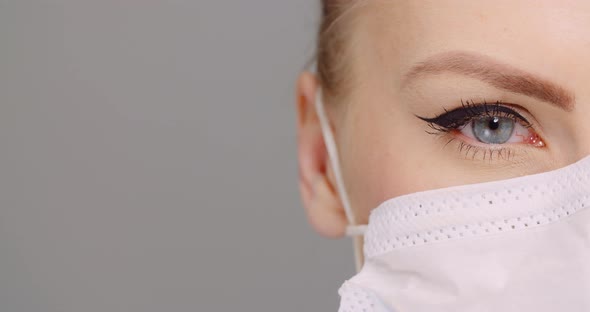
[[317, 1, 366, 98]]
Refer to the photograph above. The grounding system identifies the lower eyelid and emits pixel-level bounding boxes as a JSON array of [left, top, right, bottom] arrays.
[[451, 139, 516, 162]]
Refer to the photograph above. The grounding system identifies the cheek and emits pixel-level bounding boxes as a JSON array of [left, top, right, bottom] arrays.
[[337, 95, 504, 225], [345, 152, 450, 224], [337, 97, 443, 224]]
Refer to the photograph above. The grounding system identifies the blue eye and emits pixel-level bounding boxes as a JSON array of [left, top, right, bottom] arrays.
[[417, 101, 546, 148], [471, 116, 515, 144], [461, 115, 533, 145]]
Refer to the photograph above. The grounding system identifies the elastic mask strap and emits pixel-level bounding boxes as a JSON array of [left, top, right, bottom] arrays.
[[314, 89, 366, 272], [346, 225, 368, 237]]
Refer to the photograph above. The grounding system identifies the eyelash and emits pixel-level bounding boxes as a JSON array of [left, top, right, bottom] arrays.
[[416, 100, 538, 161]]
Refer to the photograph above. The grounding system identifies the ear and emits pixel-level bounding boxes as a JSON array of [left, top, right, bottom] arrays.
[[296, 72, 348, 238]]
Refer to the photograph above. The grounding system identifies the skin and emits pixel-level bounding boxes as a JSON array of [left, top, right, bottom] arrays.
[[296, 0, 590, 239]]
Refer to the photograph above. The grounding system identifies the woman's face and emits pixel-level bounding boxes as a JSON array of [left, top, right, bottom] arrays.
[[297, 0, 590, 236]]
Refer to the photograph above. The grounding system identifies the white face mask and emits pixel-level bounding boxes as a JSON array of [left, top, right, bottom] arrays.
[[314, 90, 590, 312]]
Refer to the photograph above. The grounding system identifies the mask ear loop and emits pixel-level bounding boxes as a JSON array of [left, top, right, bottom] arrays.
[[314, 89, 367, 272]]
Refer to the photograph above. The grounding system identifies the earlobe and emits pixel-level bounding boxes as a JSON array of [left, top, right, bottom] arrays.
[[296, 72, 348, 238], [305, 174, 348, 238]]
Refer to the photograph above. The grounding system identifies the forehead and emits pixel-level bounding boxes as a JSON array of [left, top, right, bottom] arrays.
[[353, 0, 590, 93]]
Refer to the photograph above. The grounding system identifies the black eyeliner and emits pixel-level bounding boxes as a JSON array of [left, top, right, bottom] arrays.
[[416, 100, 532, 132]]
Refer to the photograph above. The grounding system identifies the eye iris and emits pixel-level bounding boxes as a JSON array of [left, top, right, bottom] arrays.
[[472, 117, 515, 144]]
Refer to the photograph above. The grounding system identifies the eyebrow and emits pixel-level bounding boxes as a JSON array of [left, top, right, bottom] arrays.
[[403, 51, 575, 111]]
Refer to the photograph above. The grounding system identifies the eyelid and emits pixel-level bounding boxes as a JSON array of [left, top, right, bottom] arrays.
[[416, 100, 533, 132], [496, 103, 543, 131]]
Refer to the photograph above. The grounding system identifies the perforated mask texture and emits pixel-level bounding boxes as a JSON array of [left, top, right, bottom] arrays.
[[364, 156, 590, 258], [338, 156, 590, 312]]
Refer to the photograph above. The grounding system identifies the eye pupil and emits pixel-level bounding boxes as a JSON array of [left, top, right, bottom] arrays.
[[488, 117, 500, 130]]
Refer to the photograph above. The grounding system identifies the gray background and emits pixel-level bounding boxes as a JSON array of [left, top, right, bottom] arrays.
[[0, 1, 353, 311]]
